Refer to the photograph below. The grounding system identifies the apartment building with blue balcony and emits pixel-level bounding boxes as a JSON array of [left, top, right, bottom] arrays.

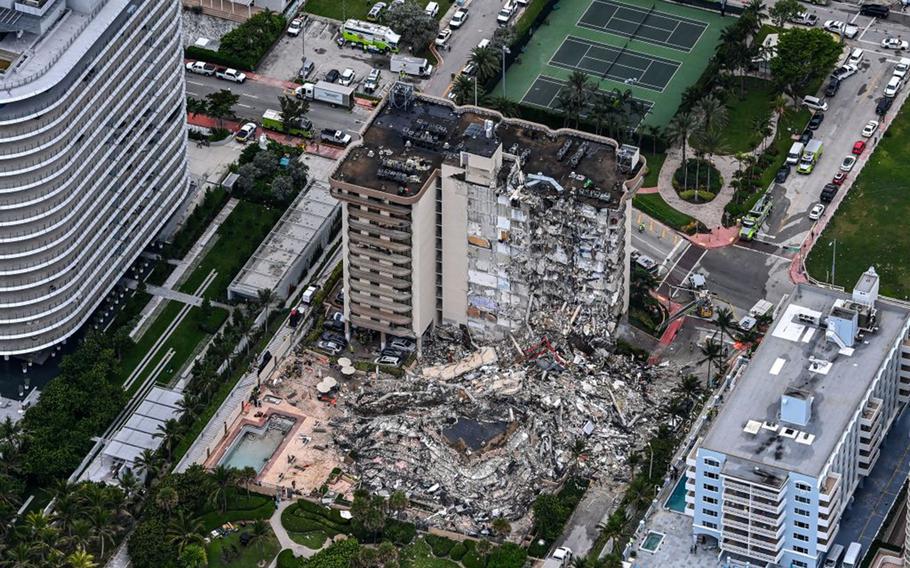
[[686, 268, 910, 567], [0, 0, 190, 356]]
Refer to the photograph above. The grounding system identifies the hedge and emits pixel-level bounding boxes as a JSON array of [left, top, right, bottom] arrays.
[[277, 549, 300, 568], [426, 534, 457, 557], [449, 542, 467, 561], [487, 543, 527, 568], [384, 519, 417, 545], [184, 46, 252, 72]]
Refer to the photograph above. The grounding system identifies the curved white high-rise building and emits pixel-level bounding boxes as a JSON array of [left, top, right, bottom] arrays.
[[0, 0, 190, 356]]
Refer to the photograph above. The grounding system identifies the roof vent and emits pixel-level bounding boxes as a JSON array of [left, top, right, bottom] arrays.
[[852, 266, 880, 308], [781, 390, 812, 427], [827, 306, 858, 348]]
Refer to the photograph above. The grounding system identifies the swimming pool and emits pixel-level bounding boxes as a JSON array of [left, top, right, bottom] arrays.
[[220, 414, 296, 473], [666, 475, 688, 513]]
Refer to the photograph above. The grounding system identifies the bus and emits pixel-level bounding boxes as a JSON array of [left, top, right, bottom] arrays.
[[739, 194, 773, 241], [340, 19, 400, 53], [261, 109, 314, 138]]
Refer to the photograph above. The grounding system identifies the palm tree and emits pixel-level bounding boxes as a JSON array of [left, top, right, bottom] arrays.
[[665, 112, 696, 190], [87, 507, 117, 559], [153, 418, 181, 461], [626, 476, 653, 511], [475, 539, 493, 558], [643, 125, 663, 155], [694, 95, 727, 137], [714, 308, 738, 345], [155, 486, 179, 516], [209, 465, 236, 513], [469, 46, 500, 85], [53, 492, 82, 536], [248, 519, 270, 555], [66, 547, 98, 568], [0, 417, 22, 450], [118, 469, 140, 502], [388, 490, 408, 519], [166, 510, 205, 553], [698, 125, 723, 197], [3, 542, 35, 567], [589, 93, 614, 136], [278, 94, 309, 133], [66, 519, 93, 552], [376, 542, 399, 567], [134, 449, 162, 486], [556, 71, 593, 127], [698, 336, 725, 386], [484, 95, 519, 118], [450, 74, 476, 106], [491, 516, 511, 538], [600, 509, 627, 555], [234, 466, 257, 498]]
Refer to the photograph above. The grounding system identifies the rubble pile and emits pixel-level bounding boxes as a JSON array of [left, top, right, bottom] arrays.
[[334, 339, 672, 534]]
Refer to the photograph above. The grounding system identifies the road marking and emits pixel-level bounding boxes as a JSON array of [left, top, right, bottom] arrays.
[[240, 93, 260, 99], [658, 242, 692, 287], [187, 80, 207, 87], [732, 244, 792, 262], [187, 91, 200, 97], [238, 103, 253, 108], [671, 249, 706, 298]]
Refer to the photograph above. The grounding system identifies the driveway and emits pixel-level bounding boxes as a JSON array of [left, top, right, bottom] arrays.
[[553, 486, 618, 559]]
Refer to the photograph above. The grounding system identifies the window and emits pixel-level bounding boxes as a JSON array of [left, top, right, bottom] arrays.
[[795, 495, 811, 504], [794, 520, 810, 529], [704, 521, 717, 529], [705, 471, 719, 480], [795, 507, 810, 517], [793, 533, 809, 542], [705, 509, 718, 517], [795, 481, 812, 492], [793, 561, 809, 568], [703, 483, 718, 492], [704, 458, 720, 467], [704, 496, 718, 505], [793, 546, 809, 554]]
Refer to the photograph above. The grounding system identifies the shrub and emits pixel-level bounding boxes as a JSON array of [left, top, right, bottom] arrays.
[[384, 519, 417, 545], [487, 543, 527, 568], [672, 158, 722, 194], [184, 46, 251, 71], [678, 189, 717, 203], [426, 534, 456, 557], [462, 548, 487, 568], [300, 539, 360, 568], [449, 542, 467, 561], [277, 549, 300, 568], [219, 11, 287, 69]]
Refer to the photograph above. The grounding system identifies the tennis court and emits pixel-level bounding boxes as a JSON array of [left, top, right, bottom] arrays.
[[522, 75, 654, 128], [491, 0, 730, 127], [549, 35, 680, 92], [579, 0, 708, 52]]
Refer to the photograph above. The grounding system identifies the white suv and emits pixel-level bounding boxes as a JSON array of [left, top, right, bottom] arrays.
[[801, 95, 828, 112]]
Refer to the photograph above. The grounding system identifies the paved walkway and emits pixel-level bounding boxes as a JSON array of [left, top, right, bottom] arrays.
[[123, 280, 232, 311], [187, 113, 344, 160], [268, 500, 322, 563]]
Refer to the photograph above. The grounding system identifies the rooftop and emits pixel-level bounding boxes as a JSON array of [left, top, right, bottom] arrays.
[[702, 282, 910, 478], [330, 93, 631, 205]]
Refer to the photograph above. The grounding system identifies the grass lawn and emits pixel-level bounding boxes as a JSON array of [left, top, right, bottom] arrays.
[[206, 528, 280, 568], [641, 152, 665, 188], [304, 0, 452, 22], [717, 77, 776, 154], [180, 200, 283, 301], [401, 539, 461, 568], [198, 489, 276, 532], [108, 290, 152, 331], [632, 193, 699, 233], [288, 530, 330, 549], [806, 105, 910, 298]]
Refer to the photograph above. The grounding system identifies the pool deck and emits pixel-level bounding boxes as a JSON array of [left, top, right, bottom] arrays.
[[204, 353, 346, 495]]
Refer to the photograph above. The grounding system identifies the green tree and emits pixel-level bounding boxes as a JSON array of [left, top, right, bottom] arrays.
[[491, 516, 511, 538], [484, 95, 519, 118], [450, 74, 477, 106], [713, 307, 738, 344], [249, 519, 270, 555], [154, 418, 181, 461], [388, 490, 408, 519], [278, 95, 309, 133], [556, 71, 594, 128], [469, 45, 501, 85], [87, 507, 117, 559], [234, 466, 258, 498], [167, 510, 205, 553], [155, 486, 179, 516], [532, 494, 568, 541], [135, 449, 162, 486], [698, 336, 726, 386], [208, 465, 235, 513], [486, 542, 526, 568], [179, 544, 208, 568], [771, 28, 842, 100], [376, 541, 398, 568], [383, 1, 438, 51], [769, 0, 802, 28], [67, 547, 98, 568], [205, 90, 240, 131], [665, 112, 696, 190]]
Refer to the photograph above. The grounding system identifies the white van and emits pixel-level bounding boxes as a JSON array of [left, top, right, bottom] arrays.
[[842, 542, 862, 568], [497, 1, 515, 24], [477, 38, 490, 49], [424, 1, 439, 17], [802, 95, 829, 112], [848, 47, 864, 66], [824, 543, 844, 567], [787, 141, 805, 165], [301, 285, 318, 305]]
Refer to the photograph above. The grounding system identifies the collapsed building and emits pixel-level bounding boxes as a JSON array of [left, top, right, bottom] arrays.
[[326, 85, 668, 533]]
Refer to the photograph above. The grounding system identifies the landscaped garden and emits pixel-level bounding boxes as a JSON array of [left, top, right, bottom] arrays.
[[672, 158, 722, 203], [806, 104, 910, 298]]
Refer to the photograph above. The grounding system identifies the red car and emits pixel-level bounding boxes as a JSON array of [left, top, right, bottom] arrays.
[[832, 171, 848, 185], [852, 140, 867, 154]]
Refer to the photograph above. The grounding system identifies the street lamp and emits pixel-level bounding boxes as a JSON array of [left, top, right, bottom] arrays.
[[829, 239, 837, 285], [501, 45, 511, 99]]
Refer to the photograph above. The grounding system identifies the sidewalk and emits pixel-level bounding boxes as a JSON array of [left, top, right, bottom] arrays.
[[186, 113, 344, 160], [656, 146, 739, 229], [269, 500, 322, 561]]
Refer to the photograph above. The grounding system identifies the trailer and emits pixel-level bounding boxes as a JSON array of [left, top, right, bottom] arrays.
[[295, 81, 354, 109], [390, 55, 434, 77]]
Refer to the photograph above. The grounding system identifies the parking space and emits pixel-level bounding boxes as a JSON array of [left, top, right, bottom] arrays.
[[550, 35, 679, 91], [578, 0, 707, 52]]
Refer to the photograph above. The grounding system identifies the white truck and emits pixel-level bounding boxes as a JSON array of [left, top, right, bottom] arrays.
[[185, 61, 216, 76], [542, 547, 573, 568], [215, 67, 247, 83], [320, 129, 353, 146], [390, 54, 434, 77], [295, 81, 355, 109]]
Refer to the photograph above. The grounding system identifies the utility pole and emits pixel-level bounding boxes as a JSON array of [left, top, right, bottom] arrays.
[[501, 46, 511, 99], [830, 239, 837, 285]]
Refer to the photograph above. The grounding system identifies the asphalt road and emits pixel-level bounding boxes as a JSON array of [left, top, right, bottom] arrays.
[[184, 73, 370, 137]]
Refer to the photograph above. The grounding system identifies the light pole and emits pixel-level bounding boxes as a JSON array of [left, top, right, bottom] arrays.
[[829, 239, 837, 285], [501, 45, 511, 99], [647, 441, 654, 480]]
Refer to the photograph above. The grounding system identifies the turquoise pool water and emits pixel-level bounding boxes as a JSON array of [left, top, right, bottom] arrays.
[[666, 475, 688, 512], [220, 415, 296, 473], [641, 531, 664, 552]]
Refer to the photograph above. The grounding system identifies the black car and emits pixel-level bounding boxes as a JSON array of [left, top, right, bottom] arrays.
[[820, 183, 839, 203], [799, 129, 813, 145], [825, 78, 840, 97], [323, 319, 344, 332], [860, 3, 889, 18], [807, 113, 824, 130], [320, 331, 346, 344], [877, 96, 894, 116], [324, 68, 340, 83], [775, 164, 791, 183]]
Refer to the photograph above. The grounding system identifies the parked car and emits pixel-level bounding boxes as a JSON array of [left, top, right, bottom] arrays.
[[367, 1, 386, 20], [876, 96, 894, 116], [882, 37, 909, 50], [389, 337, 416, 352], [832, 171, 848, 185], [852, 140, 867, 154], [823, 20, 858, 38], [320, 331, 346, 344], [461, 62, 477, 76], [374, 354, 402, 366], [831, 64, 858, 81], [317, 340, 344, 355], [799, 130, 813, 145], [885, 75, 903, 97], [339, 68, 356, 86], [185, 61, 216, 76], [848, 48, 864, 66], [862, 119, 880, 137], [287, 18, 303, 36], [809, 203, 825, 220], [895, 57, 910, 78], [808, 113, 824, 130], [299, 58, 315, 79], [449, 8, 469, 28], [860, 3, 890, 17], [425, 1, 439, 16], [802, 95, 828, 112], [324, 68, 340, 83], [364, 68, 381, 93], [323, 319, 345, 332], [234, 122, 257, 143], [820, 183, 839, 203], [435, 28, 452, 46], [775, 164, 791, 183], [790, 11, 818, 26], [497, 2, 515, 25], [215, 67, 246, 83], [840, 155, 857, 171], [824, 78, 840, 97]]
